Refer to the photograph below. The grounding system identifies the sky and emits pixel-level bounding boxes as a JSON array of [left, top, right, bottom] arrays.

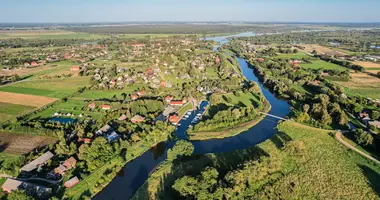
[[1, 0, 380, 23]]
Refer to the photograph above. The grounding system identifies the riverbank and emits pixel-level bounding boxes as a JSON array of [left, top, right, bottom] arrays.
[[188, 102, 271, 140], [132, 121, 380, 199], [64, 138, 168, 199]]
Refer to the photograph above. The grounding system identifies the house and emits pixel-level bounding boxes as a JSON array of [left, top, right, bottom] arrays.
[[106, 131, 120, 142], [102, 104, 111, 110], [132, 44, 145, 49], [168, 114, 180, 124], [110, 80, 116, 85], [30, 62, 38, 67], [88, 103, 96, 109], [63, 157, 77, 169], [359, 112, 370, 118], [131, 115, 145, 123], [361, 116, 372, 124], [320, 72, 329, 76], [64, 176, 80, 188], [24, 62, 30, 67], [368, 120, 380, 129], [70, 66, 81, 71], [165, 95, 173, 103], [160, 81, 166, 87], [2, 179, 22, 193], [170, 101, 183, 106], [20, 151, 54, 172], [256, 58, 265, 62], [131, 94, 139, 101], [215, 56, 221, 64], [119, 114, 127, 121], [77, 138, 93, 144], [136, 91, 145, 96], [182, 97, 187, 104], [96, 124, 112, 135]]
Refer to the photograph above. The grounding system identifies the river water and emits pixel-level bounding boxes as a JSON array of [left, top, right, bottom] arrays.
[[94, 33, 290, 200]]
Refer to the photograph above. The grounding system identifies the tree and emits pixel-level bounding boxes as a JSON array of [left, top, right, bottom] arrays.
[[7, 190, 33, 200], [167, 140, 194, 160], [354, 129, 373, 146]]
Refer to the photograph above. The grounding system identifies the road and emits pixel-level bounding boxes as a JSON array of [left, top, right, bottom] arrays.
[[335, 131, 380, 164]]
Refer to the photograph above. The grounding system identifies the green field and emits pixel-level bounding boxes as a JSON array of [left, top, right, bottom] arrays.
[[27, 99, 103, 120], [301, 60, 347, 71], [274, 51, 309, 59], [74, 84, 144, 99], [0, 77, 90, 98], [0, 102, 35, 115], [0, 31, 107, 40], [218, 91, 261, 107], [133, 121, 380, 199]]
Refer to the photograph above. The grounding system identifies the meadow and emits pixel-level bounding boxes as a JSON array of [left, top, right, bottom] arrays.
[[334, 73, 380, 99], [0, 76, 90, 98], [301, 60, 348, 71], [133, 121, 380, 199], [274, 51, 310, 59], [0, 102, 35, 116]]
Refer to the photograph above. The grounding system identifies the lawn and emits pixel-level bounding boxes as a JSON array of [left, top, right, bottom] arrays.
[[301, 60, 347, 71], [133, 121, 380, 199], [0, 76, 90, 98], [0, 102, 35, 115], [177, 103, 193, 117]]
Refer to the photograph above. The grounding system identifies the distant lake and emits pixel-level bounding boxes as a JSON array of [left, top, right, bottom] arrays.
[[49, 117, 75, 124]]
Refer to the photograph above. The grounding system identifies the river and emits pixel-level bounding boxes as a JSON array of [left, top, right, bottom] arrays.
[[94, 33, 290, 200]]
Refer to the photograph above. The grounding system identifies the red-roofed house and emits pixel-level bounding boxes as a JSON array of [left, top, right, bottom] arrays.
[[88, 103, 96, 109], [160, 81, 166, 87], [168, 114, 180, 124], [102, 104, 111, 110], [131, 115, 145, 123], [182, 97, 187, 104], [256, 58, 265, 62], [136, 91, 145, 96], [70, 66, 80, 71], [215, 56, 221, 64], [131, 94, 139, 101], [64, 176, 79, 188], [30, 62, 38, 67], [77, 138, 93, 144], [170, 101, 183, 106], [132, 44, 145, 48], [165, 95, 173, 103]]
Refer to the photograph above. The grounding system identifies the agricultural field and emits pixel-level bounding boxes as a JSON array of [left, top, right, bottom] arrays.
[[298, 44, 347, 57], [301, 60, 348, 71], [0, 132, 57, 154], [0, 91, 57, 107], [334, 73, 380, 99], [274, 51, 310, 59], [0, 76, 90, 98], [0, 30, 107, 40], [0, 60, 79, 78], [0, 102, 35, 117], [353, 61, 380, 74]]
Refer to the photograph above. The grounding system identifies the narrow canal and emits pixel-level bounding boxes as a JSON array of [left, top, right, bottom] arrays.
[[94, 33, 290, 200]]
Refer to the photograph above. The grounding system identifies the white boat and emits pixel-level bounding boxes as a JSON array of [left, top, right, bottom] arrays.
[[187, 111, 192, 115]]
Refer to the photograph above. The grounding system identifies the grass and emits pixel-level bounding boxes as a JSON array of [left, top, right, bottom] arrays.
[[27, 99, 103, 120], [133, 121, 380, 199], [274, 51, 309, 59], [0, 76, 90, 98], [0, 102, 35, 115], [218, 91, 261, 107], [73, 84, 144, 99], [301, 60, 348, 71], [0, 30, 107, 40], [177, 103, 193, 117]]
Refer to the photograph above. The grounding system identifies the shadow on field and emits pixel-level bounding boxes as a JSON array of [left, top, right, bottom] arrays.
[[270, 131, 292, 149], [0, 142, 10, 152], [358, 164, 380, 197]]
